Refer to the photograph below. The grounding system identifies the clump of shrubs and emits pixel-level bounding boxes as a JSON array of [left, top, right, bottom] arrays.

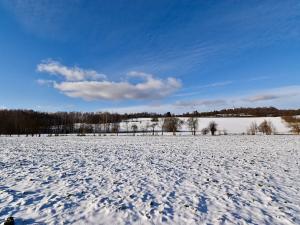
[[258, 120, 276, 135], [201, 121, 218, 135], [247, 122, 258, 135], [201, 128, 209, 135], [163, 117, 184, 135], [282, 116, 300, 135], [247, 120, 276, 135]]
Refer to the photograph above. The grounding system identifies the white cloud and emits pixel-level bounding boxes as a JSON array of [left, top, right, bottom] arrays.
[[37, 59, 106, 81], [53, 78, 181, 101], [37, 61, 181, 101]]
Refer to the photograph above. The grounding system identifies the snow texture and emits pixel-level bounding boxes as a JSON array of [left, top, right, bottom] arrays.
[[0, 135, 299, 224]]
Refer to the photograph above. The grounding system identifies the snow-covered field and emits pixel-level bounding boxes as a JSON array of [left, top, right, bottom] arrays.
[[1, 136, 300, 224], [119, 117, 291, 134]]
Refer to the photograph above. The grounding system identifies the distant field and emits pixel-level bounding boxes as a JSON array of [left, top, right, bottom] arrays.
[[0, 136, 299, 224], [118, 117, 291, 134]]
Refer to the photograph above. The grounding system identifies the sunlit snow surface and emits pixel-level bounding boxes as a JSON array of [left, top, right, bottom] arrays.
[[0, 136, 299, 224]]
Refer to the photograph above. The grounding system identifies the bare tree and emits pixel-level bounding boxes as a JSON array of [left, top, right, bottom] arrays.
[[140, 122, 150, 136], [105, 123, 111, 133], [111, 122, 120, 136], [78, 124, 86, 136], [163, 117, 183, 135], [187, 117, 199, 135], [102, 112, 110, 133], [247, 121, 258, 135], [150, 123, 158, 136], [131, 124, 138, 136], [258, 120, 275, 135], [158, 118, 165, 136], [208, 121, 218, 135], [125, 120, 130, 134]]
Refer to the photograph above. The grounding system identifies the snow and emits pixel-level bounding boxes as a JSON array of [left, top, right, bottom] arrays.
[[1, 135, 300, 224], [120, 117, 290, 134]]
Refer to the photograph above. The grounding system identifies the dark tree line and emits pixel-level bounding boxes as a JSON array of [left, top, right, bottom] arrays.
[[183, 107, 300, 117], [0, 110, 167, 136], [0, 110, 123, 135]]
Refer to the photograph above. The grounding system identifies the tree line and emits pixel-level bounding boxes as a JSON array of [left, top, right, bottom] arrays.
[[0, 107, 299, 135], [0, 109, 217, 136], [183, 107, 300, 117], [0, 110, 123, 136]]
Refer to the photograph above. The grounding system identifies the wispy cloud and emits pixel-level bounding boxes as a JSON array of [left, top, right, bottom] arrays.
[[245, 94, 280, 102], [37, 60, 181, 101], [119, 1, 300, 75], [175, 80, 233, 97], [34, 104, 74, 112], [4, 1, 300, 76], [102, 85, 300, 113], [36, 79, 55, 86], [102, 103, 176, 114], [243, 86, 300, 102], [37, 59, 106, 81], [247, 76, 270, 82], [197, 81, 233, 89], [0, 0, 83, 40], [175, 99, 226, 108]]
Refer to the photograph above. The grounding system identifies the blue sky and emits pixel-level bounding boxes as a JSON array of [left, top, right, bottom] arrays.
[[0, 0, 300, 113]]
